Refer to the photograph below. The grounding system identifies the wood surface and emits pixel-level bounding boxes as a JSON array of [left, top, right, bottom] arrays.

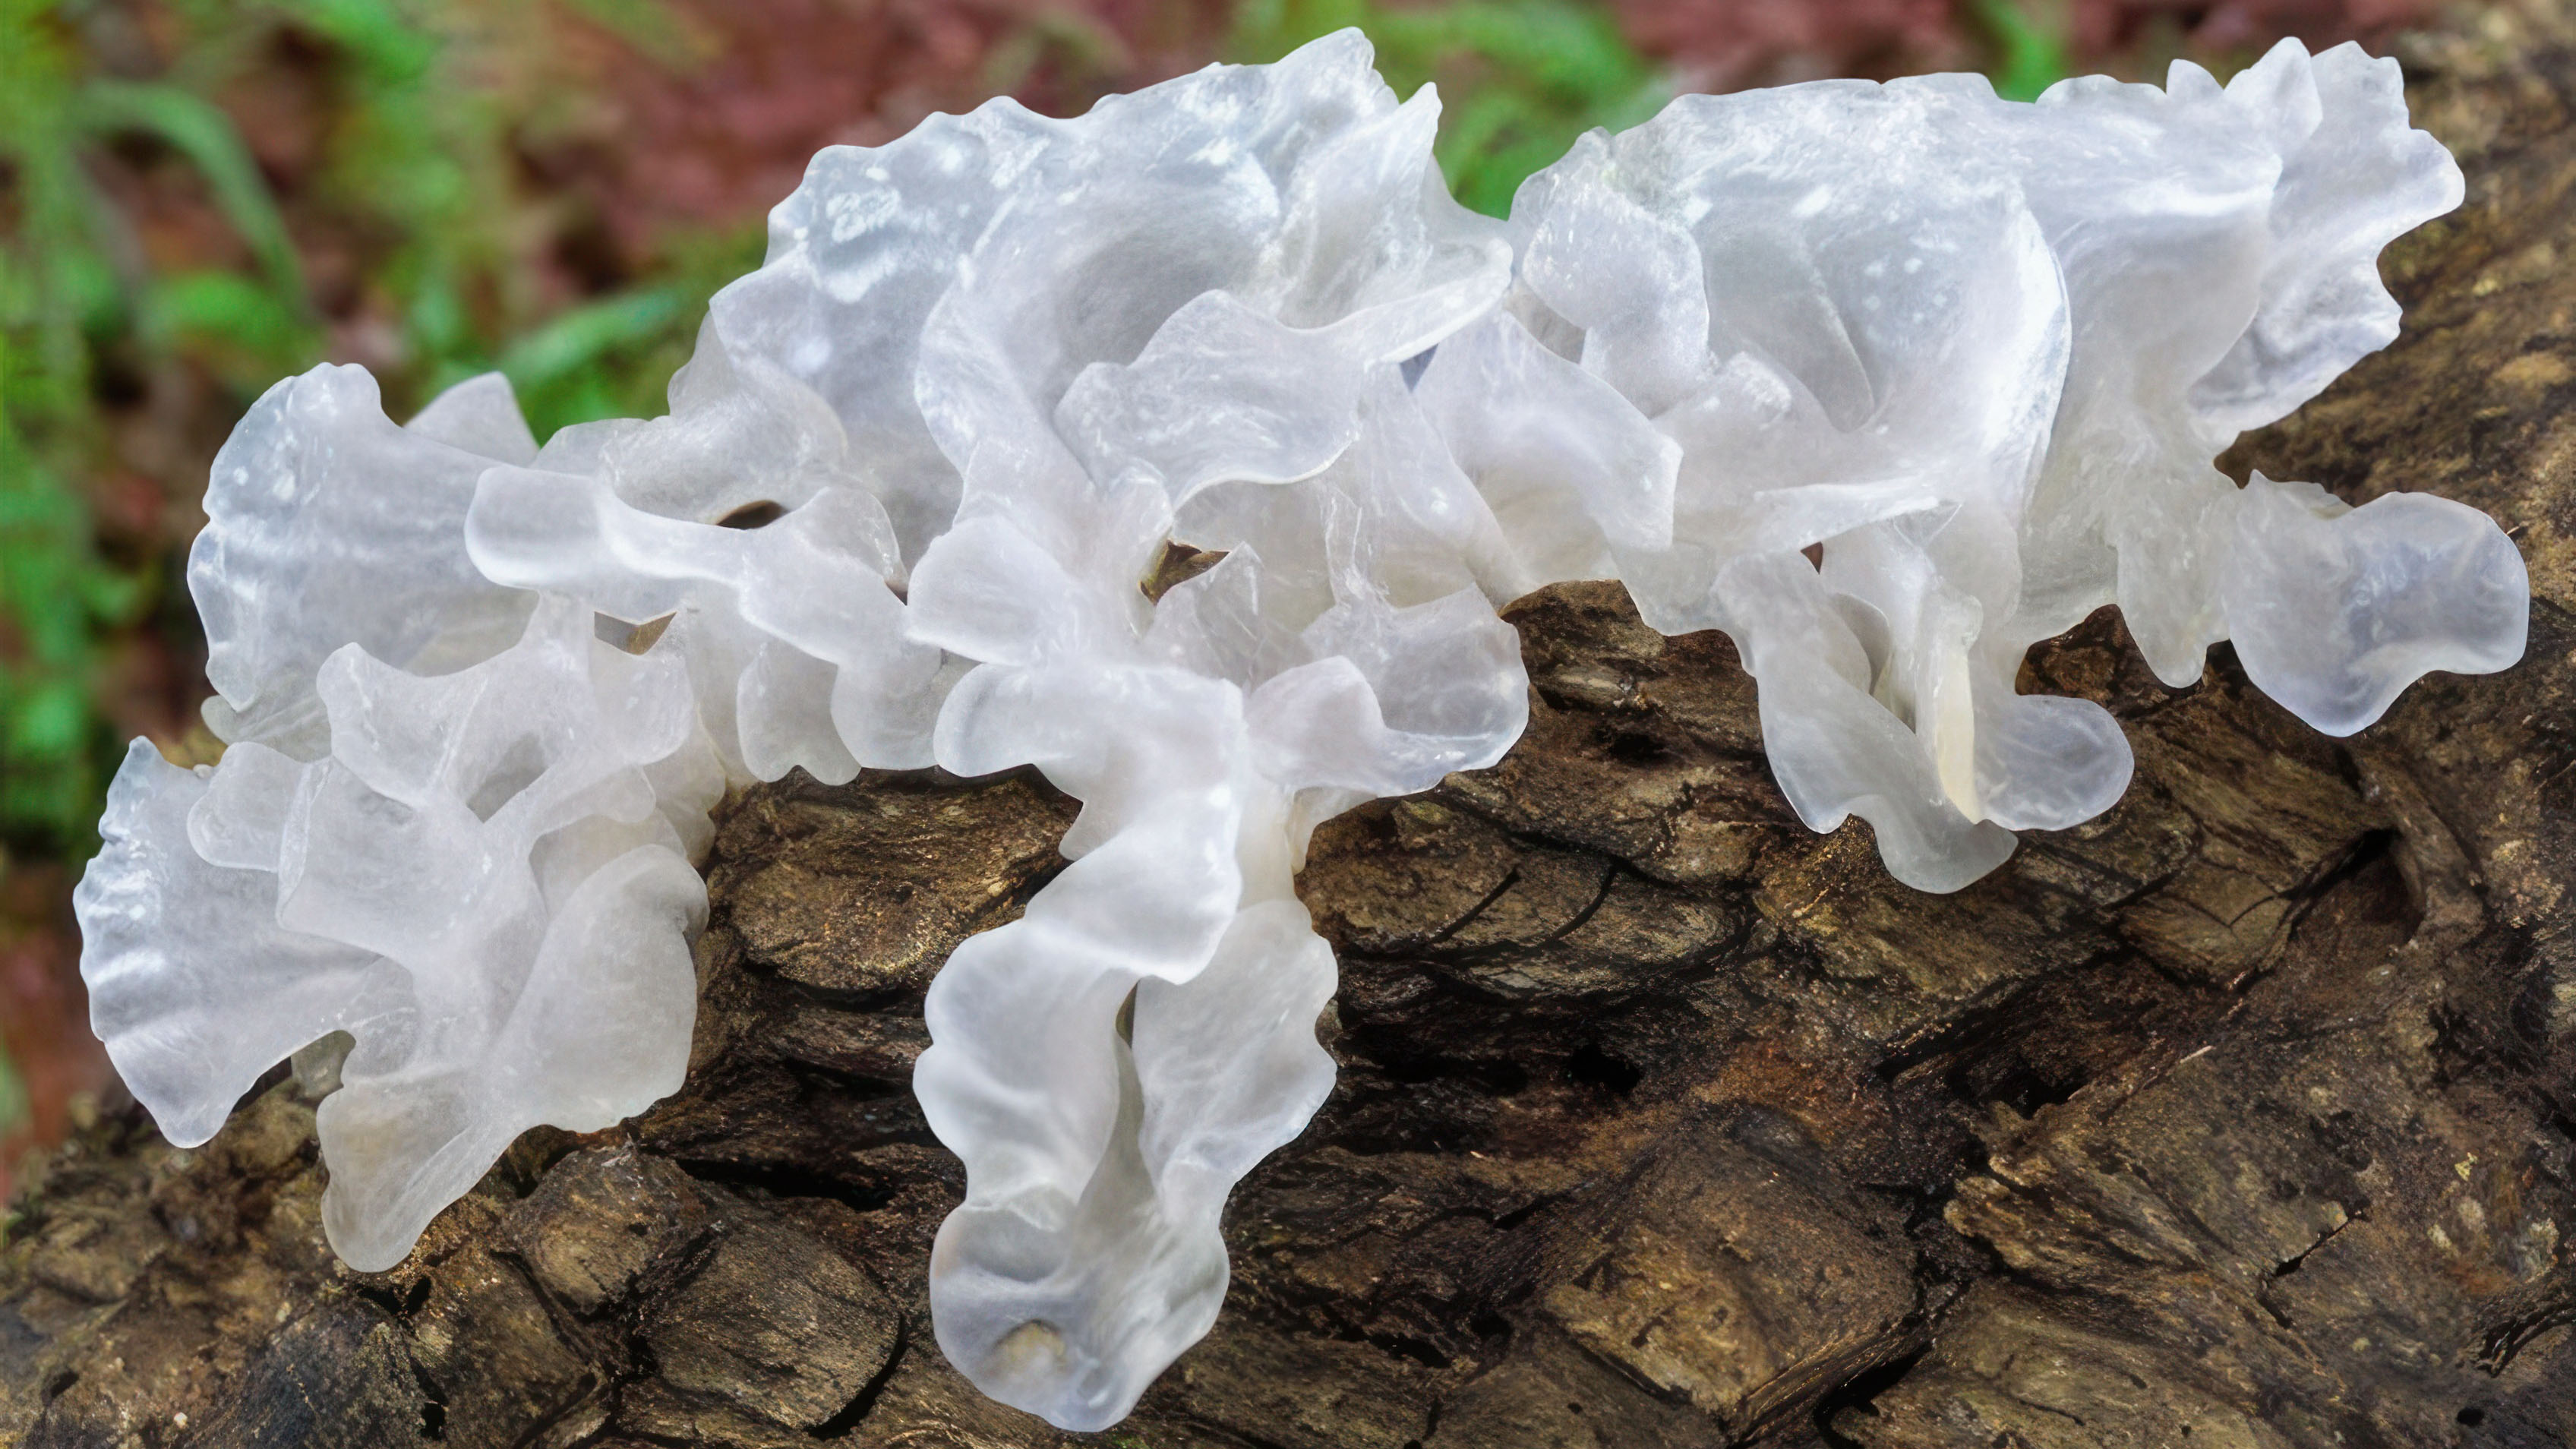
[[7, 5, 2574, 1443]]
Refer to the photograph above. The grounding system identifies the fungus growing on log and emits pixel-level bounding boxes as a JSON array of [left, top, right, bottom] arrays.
[[76, 30, 2523, 1433]]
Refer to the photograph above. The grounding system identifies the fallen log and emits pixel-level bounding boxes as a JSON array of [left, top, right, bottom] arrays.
[[5, 5, 2574, 1444]]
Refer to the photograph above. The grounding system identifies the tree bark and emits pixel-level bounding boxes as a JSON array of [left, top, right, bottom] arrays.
[[8, 7, 2576, 1444]]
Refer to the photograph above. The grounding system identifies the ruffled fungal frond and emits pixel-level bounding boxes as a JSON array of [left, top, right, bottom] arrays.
[[80, 595, 714, 1270], [191, 365, 539, 754], [1472, 37, 2507, 890], [468, 322, 941, 782], [709, 28, 1509, 567]]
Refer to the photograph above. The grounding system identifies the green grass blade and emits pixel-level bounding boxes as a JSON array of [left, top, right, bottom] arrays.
[[74, 79, 311, 312], [143, 269, 323, 377], [1975, 0, 2070, 102], [497, 286, 694, 391]]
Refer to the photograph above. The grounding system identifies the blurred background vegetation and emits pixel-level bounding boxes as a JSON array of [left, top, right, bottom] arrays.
[[0, 0, 2433, 1195]]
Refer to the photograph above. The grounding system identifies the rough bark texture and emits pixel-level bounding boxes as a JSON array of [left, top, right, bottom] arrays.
[[8, 7, 2576, 1444]]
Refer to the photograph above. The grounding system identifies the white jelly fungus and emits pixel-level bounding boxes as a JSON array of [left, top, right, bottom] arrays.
[[78, 30, 2521, 1431]]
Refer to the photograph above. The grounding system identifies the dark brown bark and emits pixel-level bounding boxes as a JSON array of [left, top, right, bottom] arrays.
[[8, 6, 2576, 1444]]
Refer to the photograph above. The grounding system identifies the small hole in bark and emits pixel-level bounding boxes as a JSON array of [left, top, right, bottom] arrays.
[[1567, 1040, 1642, 1095], [1955, 1058, 2085, 1116], [1600, 730, 1672, 766], [718, 500, 787, 529], [42, 1369, 75, 1402], [412, 1356, 449, 1440], [2459, 1406, 2487, 1427], [1374, 1334, 1449, 1370]]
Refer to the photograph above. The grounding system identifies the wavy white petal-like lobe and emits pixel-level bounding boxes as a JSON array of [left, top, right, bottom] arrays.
[[1060, 292, 1372, 500], [1413, 311, 1679, 579], [2186, 43, 2469, 435], [191, 366, 537, 752], [1511, 133, 1715, 415], [402, 371, 541, 464], [317, 840, 702, 1268], [77, 598, 713, 1271], [1970, 683, 2135, 833], [926, 894, 1337, 1432], [1715, 554, 2019, 892], [79, 740, 397, 1149], [917, 613, 1496, 1425], [2223, 476, 2528, 735]]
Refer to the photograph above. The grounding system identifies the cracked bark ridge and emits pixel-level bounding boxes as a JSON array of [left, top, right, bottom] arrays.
[[8, 9, 2576, 1443]]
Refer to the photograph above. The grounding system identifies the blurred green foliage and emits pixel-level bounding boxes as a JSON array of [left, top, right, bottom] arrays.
[[4, 0, 143, 857], [1976, 0, 2072, 101], [0, 0, 759, 871], [0, 1039, 23, 1145], [1234, 0, 1666, 216]]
